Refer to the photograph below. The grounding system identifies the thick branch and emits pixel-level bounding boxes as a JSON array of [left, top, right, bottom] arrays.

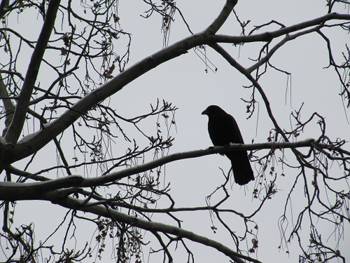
[[4, 0, 239, 163], [0, 0, 9, 18], [0, 76, 15, 136], [0, 176, 83, 200], [205, 0, 237, 34], [4, 0, 61, 144], [0, 139, 316, 200], [9, 35, 204, 162], [5, 9, 349, 165]]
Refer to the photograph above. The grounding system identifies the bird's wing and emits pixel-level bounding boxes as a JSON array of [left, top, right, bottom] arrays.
[[226, 114, 245, 144], [208, 112, 244, 145]]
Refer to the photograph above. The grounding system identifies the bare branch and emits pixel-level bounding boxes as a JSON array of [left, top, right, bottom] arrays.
[[209, 43, 285, 138], [0, 0, 9, 18], [1, 139, 316, 200], [205, 0, 237, 34], [0, 176, 83, 200], [1, 1, 349, 261], [247, 25, 322, 73], [8, 35, 204, 162], [4, 0, 61, 144], [48, 195, 260, 263], [82, 139, 316, 187], [211, 13, 350, 44], [0, 75, 15, 136]]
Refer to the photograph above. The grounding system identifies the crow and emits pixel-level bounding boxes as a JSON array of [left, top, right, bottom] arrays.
[[202, 105, 254, 185]]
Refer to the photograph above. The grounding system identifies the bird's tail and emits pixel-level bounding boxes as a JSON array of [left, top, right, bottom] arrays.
[[228, 151, 254, 185]]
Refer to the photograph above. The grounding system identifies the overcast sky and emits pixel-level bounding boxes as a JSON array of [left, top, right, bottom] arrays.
[[2, 0, 350, 262], [116, 0, 350, 262]]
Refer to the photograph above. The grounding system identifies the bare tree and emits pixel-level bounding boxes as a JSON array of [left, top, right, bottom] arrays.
[[0, 0, 349, 262]]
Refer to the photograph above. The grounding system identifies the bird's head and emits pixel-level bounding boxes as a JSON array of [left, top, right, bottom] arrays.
[[201, 105, 224, 117]]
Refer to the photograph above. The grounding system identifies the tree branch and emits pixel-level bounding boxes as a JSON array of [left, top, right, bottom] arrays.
[[209, 43, 285, 137], [0, 75, 15, 136], [246, 25, 322, 73], [4, 8, 349, 166], [205, 0, 237, 34], [3, 0, 239, 163], [4, 0, 61, 144], [82, 139, 316, 187], [0, 0, 9, 19], [7, 32, 204, 162], [0, 176, 83, 200], [211, 13, 350, 44], [209, 42, 326, 185], [47, 195, 260, 263], [0, 139, 316, 200]]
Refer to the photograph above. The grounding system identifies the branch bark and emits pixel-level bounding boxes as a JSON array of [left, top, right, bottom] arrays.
[[0, 139, 316, 200], [0, 176, 83, 200], [4, 0, 61, 144], [205, 0, 237, 34], [0, 76, 15, 136], [0, 0, 9, 19]]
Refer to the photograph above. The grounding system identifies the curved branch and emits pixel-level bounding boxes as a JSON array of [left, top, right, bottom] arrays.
[[9, 33, 205, 162], [3, 0, 238, 163], [211, 13, 350, 44], [5, 8, 349, 165], [247, 25, 322, 73], [209, 43, 285, 137], [48, 194, 260, 263], [205, 0, 237, 34]]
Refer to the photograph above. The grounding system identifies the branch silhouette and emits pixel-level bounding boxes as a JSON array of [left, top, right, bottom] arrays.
[[1, 139, 318, 201]]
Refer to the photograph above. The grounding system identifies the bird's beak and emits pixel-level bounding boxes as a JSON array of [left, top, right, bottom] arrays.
[[201, 109, 208, 115]]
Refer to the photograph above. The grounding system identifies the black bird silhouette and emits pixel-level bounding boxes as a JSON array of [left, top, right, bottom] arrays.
[[202, 105, 254, 185]]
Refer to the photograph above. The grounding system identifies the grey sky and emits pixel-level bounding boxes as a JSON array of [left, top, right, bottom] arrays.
[[1, 0, 350, 262]]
